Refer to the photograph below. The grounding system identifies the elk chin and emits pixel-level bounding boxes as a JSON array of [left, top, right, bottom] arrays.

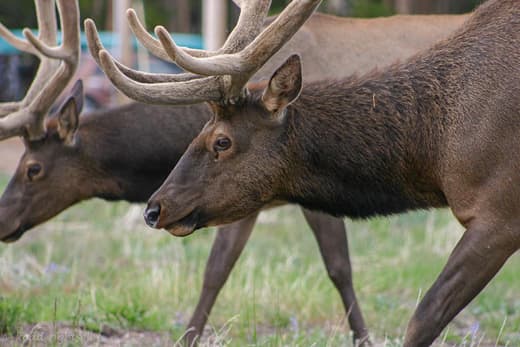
[[0, 224, 28, 243], [0, 206, 28, 242], [163, 209, 201, 237], [166, 225, 196, 237]]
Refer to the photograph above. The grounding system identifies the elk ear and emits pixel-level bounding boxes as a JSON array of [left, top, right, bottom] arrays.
[[57, 80, 83, 145], [262, 54, 302, 116]]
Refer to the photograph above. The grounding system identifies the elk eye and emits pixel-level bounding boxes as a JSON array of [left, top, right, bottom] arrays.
[[27, 163, 42, 180], [213, 137, 232, 152]]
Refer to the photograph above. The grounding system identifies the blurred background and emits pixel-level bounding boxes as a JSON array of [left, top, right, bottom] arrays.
[[0, 0, 483, 31], [0, 0, 481, 109]]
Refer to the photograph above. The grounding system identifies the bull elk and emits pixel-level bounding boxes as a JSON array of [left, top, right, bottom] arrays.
[[0, 1, 467, 345], [89, 0, 520, 345], [0, 2, 374, 344]]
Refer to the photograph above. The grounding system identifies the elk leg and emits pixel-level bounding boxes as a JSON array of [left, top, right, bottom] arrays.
[[302, 208, 370, 346], [403, 223, 519, 347], [184, 212, 259, 346]]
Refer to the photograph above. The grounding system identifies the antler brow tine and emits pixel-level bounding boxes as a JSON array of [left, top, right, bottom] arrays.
[[93, 0, 320, 105], [85, 18, 205, 84], [97, 49, 223, 105]]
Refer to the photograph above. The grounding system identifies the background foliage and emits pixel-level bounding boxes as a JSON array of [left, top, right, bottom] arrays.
[[0, 0, 482, 32]]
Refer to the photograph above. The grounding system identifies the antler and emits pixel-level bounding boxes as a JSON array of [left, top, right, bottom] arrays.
[[88, 0, 320, 105], [0, 0, 57, 118], [126, 0, 271, 59], [85, 18, 204, 85], [0, 0, 80, 141], [85, 0, 272, 94]]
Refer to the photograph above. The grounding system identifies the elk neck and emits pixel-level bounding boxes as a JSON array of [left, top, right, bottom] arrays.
[[78, 102, 210, 202], [277, 0, 519, 219], [279, 67, 448, 218]]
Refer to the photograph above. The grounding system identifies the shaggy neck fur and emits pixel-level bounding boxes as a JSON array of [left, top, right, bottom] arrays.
[[277, 0, 518, 218]]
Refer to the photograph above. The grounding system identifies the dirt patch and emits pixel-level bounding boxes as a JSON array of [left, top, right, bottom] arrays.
[[0, 322, 174, 347], [0, 320, 507, 347], [0, 138, 23, 175]]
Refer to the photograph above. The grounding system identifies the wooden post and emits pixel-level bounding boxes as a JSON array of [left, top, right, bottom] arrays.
[[202, 0, 227, 50], [394, 0, 412, 14], [112, 0, 132, 104], [327, 0, 349, 16], [133, 0, 150, 74]]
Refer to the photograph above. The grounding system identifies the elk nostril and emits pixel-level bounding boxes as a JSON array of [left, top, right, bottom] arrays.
[[144, 202, 161, 228]]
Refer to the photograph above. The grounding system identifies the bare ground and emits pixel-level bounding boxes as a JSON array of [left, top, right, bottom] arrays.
[[0, 319, 505, 347], [0, 322, 173, 347]]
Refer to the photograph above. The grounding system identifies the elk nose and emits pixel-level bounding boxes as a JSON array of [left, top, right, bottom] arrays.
[[144, 202, 161, 228]]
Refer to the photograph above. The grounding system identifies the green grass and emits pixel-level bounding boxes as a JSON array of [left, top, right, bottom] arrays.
[[351, 0, 394, 18], [0, 173, 519, 346]]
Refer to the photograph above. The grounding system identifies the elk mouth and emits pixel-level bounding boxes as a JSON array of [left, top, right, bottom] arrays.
[[1, 225, 29, 243], [164, 209, 204, 237]]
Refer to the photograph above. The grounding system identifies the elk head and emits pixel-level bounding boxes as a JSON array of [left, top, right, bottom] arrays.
[[0, 0, 80, 242], [87, 0, 320, 236], [145, 56, 303, 236]]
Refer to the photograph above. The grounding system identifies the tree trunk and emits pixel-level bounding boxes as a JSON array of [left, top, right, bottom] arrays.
[[384, 0, 478, 14], [394, 0, 412, 14], [165, 0, 191, 33], [326, 0, 350, 16], [411, 0, 444, 13]]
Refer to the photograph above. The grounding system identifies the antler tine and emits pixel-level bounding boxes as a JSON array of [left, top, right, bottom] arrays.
[[155, 0, 320, 79], [88, 0, 270, 105], [236, 0, 321, 74], [0, 0, 58, 116], [24, 0, 79, 63], [34, 0, 58, 46], [0, 22, 37, 55], [24, 0, 80, 131], [218, 0, 271, 54], [18, 0, 61, 109], [127, 9, 212, 61], [0, 108, 41, 139], [85, 18, 205, 84], [129, 0, 270, 64], [126, 9, 174, 61], [93, 0, 318, 106], [152, 0, 271, 69], [155, 27, 248, 76], [126, 6, 223, 81], [0, 102, 23, 118], [97, 49, 223, 105]]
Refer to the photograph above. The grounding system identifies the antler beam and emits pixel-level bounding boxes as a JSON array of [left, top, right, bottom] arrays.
[[85, 19, 203, 84], [88, 0, 321, 105]]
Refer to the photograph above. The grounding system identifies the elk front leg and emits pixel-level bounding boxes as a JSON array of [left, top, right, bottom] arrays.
[[404, 222, 519, 347], [184, 212, 259, 346], [301, 208, 371, 346]]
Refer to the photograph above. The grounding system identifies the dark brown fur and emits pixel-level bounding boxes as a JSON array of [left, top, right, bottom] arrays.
[[147, 1, 519, 345], [1, 9, 471, 346]]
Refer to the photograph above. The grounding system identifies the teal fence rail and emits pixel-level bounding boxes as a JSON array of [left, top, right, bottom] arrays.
[[0, 30, 203, 55]]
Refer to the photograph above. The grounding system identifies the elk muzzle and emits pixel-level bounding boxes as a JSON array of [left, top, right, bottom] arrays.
[[0, 206, 27, 243], [1, 226, 27, 243], [144, 198, 199, 237]]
